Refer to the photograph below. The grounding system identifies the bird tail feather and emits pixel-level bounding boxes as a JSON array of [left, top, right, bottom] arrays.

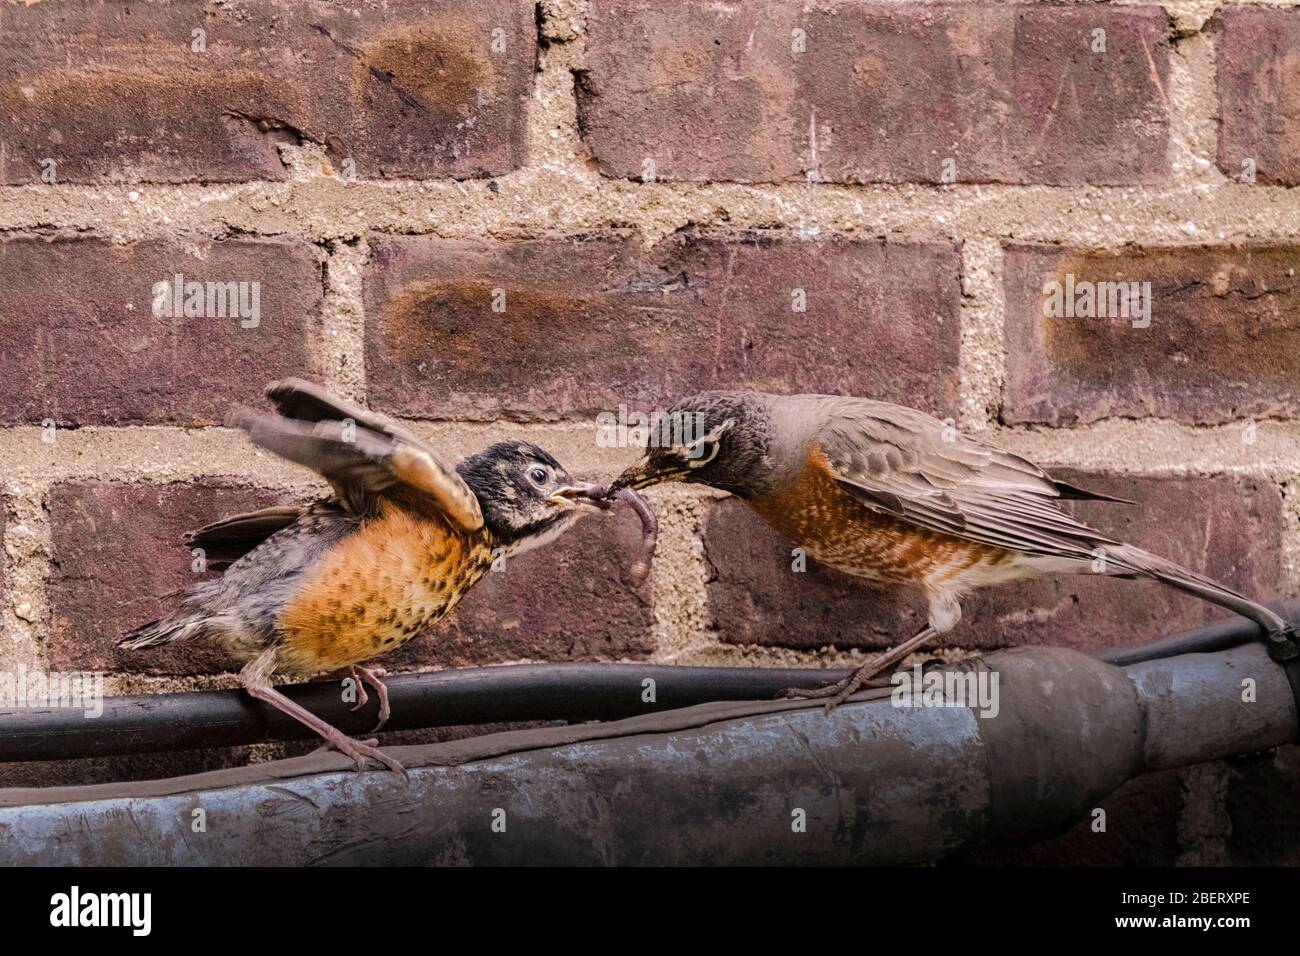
[[117, 615, 205, 650], [1106, 543, 1290, 638]]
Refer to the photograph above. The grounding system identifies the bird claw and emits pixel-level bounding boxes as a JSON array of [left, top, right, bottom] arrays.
[[779, 677, 861, 712], [347, 665, 391, 733], [778, 684, 827, 700], [315, 733, 406, 776], [778, 627, 939, 713]]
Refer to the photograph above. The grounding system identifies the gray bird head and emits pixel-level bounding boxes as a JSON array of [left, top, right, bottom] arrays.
[[609, 392, 773, 499], [458, 441, 607, 553]]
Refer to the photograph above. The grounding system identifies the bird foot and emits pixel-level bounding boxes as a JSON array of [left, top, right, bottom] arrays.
[[779, 625, 940, 713], [242, 654, 405, 776], [312, 730, 406, 776], [780, 672, 869, 713]]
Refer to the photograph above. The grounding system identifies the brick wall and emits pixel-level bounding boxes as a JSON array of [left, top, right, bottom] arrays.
[[0, 0, 1297, 864]]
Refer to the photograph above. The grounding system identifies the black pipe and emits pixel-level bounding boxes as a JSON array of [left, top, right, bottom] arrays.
[[3, 597, 1296, 763], [0, 663, 858, 761], [1089, 597, 1300, 666]]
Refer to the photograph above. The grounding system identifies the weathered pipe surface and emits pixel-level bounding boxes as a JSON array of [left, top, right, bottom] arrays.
[[0, 645, 1293, 865]]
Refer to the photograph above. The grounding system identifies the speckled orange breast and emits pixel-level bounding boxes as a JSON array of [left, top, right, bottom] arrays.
[[747, 446, 1005, 589], [276, 503, 493, 676]]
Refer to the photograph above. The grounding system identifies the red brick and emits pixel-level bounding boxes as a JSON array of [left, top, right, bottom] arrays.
[[47, 481, 293, 675], [0, 236, 323, 425], [1212, 9, 1300, 185], [1003, 244, 1300, 426], [390, 509, 655, 667], [702, 471, 1281, 652], [1224, 746, 1300, 865], [579, 2, 1170, 185], [0, 0, 533, 183], [365, 231, 962, 420]]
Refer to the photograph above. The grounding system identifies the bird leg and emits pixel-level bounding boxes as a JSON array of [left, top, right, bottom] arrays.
[[351, 664, 392, 733], [240, 653, 405, 775], [781, 625, 939, 712]]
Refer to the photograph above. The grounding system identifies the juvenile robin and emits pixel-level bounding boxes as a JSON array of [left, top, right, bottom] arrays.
[[610, 391, 1299, 709], [119, 379, 611, 773]]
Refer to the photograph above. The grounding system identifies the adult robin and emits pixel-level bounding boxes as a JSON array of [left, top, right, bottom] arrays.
[[119, 379, 611, 773], [609, 391, 1299, 709]]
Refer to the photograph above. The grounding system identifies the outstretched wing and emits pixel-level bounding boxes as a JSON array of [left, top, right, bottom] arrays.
[[264, 378, 428, 449], [235, 379, 483, 532], [810, 397, 1123, 561]]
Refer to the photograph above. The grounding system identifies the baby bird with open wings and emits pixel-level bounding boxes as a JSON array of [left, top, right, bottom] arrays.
[[120, 379, 614, 773]]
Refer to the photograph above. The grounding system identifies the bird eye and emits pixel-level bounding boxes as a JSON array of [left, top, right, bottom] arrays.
[[682, 419, 733, 468], [527, 466, 549, 486], [685, 439, 720, 468]]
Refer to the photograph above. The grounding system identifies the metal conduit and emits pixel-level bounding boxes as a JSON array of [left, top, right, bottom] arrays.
[[0, 641, 1295, 865]]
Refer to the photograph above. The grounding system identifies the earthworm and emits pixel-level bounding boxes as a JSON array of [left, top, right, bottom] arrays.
[[614, 486, 657, 584]]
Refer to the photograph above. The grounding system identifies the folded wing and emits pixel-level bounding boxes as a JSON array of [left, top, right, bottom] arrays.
[[811, 397, 1122, 563]]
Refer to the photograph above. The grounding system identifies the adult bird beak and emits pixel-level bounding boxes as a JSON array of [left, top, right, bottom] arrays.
[[548, 481, 614, 511], [608, 459, 686, 494]]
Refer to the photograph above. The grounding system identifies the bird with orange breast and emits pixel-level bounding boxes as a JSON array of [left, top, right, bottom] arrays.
[[119, 379, 615, 773], [610, 391, 1298, 709]]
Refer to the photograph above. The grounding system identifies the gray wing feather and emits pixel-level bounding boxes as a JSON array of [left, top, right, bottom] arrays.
[[237, 380, 484, 532], [264, 378, 429, 450]]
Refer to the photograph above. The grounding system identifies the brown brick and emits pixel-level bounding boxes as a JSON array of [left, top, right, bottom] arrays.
[[1212, 9, 1300, 186], [47, 481, 294, 675], [1003, 244, 1300, 426], [365, 231, 962, 420], [0, 236, 323, 425], [961, 472, 1282, 649], [0, 0, 533, 183], [702, 471, 1281, 652], [1224, 746, 1300, 865], [388, 510, 655, 668], [579, 2, 1170, 185]]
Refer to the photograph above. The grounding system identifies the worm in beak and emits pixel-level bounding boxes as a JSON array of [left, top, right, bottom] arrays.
[[552, 481, 656, 583], [611, 486, 657, 584]]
